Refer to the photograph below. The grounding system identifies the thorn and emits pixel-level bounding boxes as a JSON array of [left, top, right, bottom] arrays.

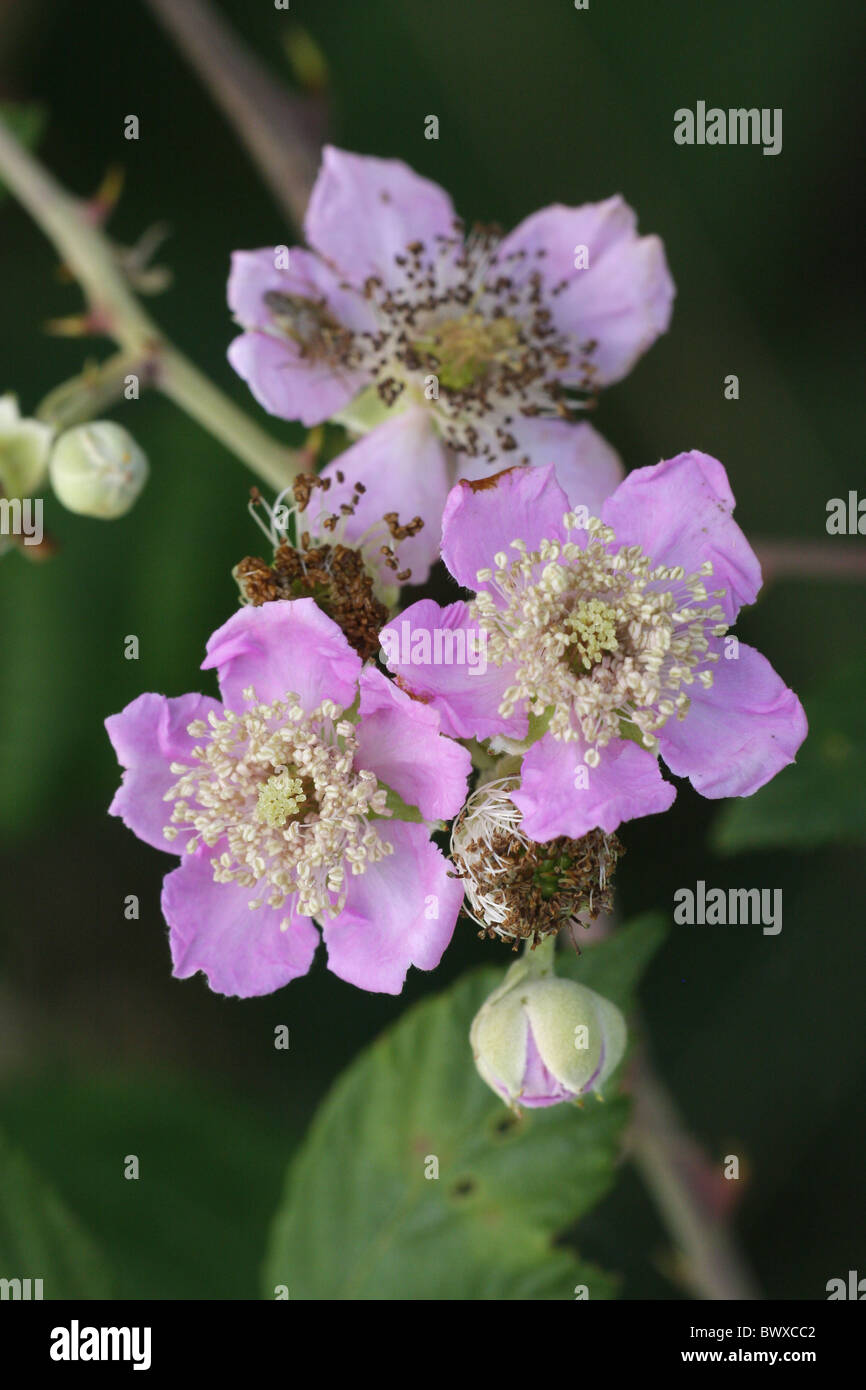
[[44, 314, 99, 338], [85, 165, 126, 225]]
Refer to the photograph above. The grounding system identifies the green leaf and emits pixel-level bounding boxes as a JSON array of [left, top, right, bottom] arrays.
[[264, 917, 665, 1300], [0, 1129, 113, 1299], [0, 1071, 299, 1299], [711, 660, 866, 853], [0, 104, 47, 201]]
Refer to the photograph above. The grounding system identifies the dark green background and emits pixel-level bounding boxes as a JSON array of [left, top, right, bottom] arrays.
[[1, 0, 864, 1298]]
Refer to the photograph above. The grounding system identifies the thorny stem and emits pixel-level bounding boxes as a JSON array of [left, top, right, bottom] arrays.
[[755, 538, 866, 585], [0, 114, 303, 492], [556, 911, 761, 1299], [627, 1043, 762, 1299]]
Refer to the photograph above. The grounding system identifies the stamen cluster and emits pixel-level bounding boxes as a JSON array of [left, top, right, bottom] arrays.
[[473, 514, 729, 761], [163, 689, 392, 923]]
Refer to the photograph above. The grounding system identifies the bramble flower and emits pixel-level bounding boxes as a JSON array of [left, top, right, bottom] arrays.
[[105, 599, 471, 996], [226, 146, 673, 575], [470, 936, 627, 1110], [382, 455, 808, 841]]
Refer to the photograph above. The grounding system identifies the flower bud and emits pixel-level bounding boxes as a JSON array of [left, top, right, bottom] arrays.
[[470, 938, 626, 1109], [49, 421, 148, 519], [0, 393, 54, 497]]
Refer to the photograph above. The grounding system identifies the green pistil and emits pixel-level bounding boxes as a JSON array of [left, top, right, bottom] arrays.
[[532, 854, 575, 901], [413, 312, 519, 390], [256, 769, 307, 828], [563, 598, 619, 672]]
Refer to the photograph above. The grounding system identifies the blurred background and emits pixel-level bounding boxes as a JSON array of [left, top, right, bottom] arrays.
[[1, 0, 864, 1299]]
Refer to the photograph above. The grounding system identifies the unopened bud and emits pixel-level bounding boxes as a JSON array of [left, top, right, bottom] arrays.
[[49, 421, 148, 519], [0, 393, 54, 496], [470, 937, 626, 1109]]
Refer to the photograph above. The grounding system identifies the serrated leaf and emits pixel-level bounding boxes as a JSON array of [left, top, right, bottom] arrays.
[[711, 660, 866, 853], [265, 919, 665, 1300], [0, 1129, 113, 1299]]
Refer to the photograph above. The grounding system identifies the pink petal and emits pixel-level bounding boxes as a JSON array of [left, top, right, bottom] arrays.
[[520, 1024, 575, 1109], [441, 463, 570, 591], [163, 848, 318, 998], [601, 451, 763, 623], [320, 408, 452, 587], [202, 599, 361, 712], [354, 665, 471, 819], [228, 247, 374, 334], [322, 821, 463, 993], [106, 692, 221, 853], [512, 730, 676, 840], [227, 331, 365, 427], [464, 418, 624, 514], [495, 196, 674, 385], [305, 146, 458, 284], [379, 598, 526, 741], [658, 642, 807, 798]]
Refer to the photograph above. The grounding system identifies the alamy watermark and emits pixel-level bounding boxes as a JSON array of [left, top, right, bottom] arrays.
[[674, 103, 782, 157], [380, 620, 487, 676], [0, 496, 42, 546], [674, 881, 782, 935]]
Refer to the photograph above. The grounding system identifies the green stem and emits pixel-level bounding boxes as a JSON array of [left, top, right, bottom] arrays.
[[0, 113, 303, 490]]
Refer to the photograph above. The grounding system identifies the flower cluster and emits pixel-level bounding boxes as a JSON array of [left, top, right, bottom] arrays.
[[106, 148, 806, 1107]]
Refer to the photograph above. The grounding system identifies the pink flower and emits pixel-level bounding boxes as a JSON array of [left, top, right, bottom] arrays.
[[381, 456, 807, 841], [226, 146, 675, 579], [105, 599, 471, 996]]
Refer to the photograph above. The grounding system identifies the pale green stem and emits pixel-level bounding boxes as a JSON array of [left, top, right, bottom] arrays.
[[0, 114, 303, 491], [628, 1044, 761, 1299]]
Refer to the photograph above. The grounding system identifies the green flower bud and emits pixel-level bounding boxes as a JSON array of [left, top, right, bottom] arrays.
[[470, 937, 626, 1110], [49, 421, 148, 519], [0, 393, 54, 497]]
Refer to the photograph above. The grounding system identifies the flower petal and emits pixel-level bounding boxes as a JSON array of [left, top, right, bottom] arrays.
[[163, 848, 318, 998], [322, 820, 463, 993], [228, 247, 374, 334], [379, 598, 526, 741], [202, 598, 361, 712], [227, 330, 365, 427], [602, 451, 763, 623], [441, 462, 570, 591], [354, 665, 471, 819], [105, 692, 221, 853], [519, 1023, 575, 1109], [495, 196, 674, 385], [512, 730, 676, 840], [319, 408, 452, 587], [305, 146, 458, 283], [461, 418, 623, 514], [658, 641, 807, 798]]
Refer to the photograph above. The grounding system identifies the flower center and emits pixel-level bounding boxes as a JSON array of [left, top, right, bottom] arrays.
[[163, 690, 393, 923], [255, 768, 308, 828], [563, 598, 619, 672], [412, 311, 520, 390]]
